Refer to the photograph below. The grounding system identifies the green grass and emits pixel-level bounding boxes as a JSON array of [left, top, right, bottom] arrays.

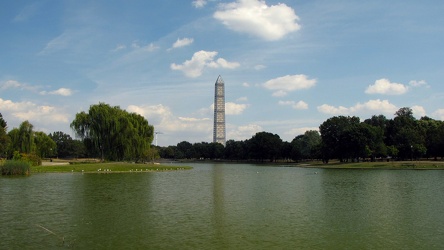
[[305, 160, 444, 169], [32, 162, 192, 173]]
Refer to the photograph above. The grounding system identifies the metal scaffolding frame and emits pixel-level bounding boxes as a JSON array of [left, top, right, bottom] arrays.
[[213, 75, 226, 146]]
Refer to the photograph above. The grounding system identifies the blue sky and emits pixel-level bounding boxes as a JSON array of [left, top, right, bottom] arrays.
[[1, 0, 443, 146]]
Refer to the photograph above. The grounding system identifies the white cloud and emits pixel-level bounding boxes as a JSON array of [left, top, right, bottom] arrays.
[[112, 44, 127, 52], [432, 109, 444, 120], [411, 105, 426, 118], [192, 0, 207, 8], [409, 80, 429, 88], [317, 104, 349, 115], [178, 117, 211, 122], [225, 102, 248, 115], [127, 104, 171, 126], [207, 102, 248, 115], [2, 80, 73, 96], [242, 82, 250, 87], [0, 98, 69, 125], [170, 37, 194, 50], [213, 0, 301, 41], [131, 41, 159, 52], [279, 100, 308, 110], [127, 104, 213, 142], [272, 90, 287, 97], [254, 64, 266, 70], [171, 50, 239, 77], [365, 78, 409, 95], [317, 99, 398, 116], [40, 88, 73, 96], [209, 58, 240, 69], [285, 127, 319, 138], [236, 96, 248, 102], [264, 74, 316, 96], [228, 124, 263, 141], [1, 80, 22, 89], [1, 80, 38, 92]]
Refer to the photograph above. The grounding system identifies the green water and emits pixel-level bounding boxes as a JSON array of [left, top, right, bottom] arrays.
[[1, 163, 443, 249]]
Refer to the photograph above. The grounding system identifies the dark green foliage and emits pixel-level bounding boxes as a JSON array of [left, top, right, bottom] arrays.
[[49, 131, 87, 158], [34, 132, 56, 158], [1, 160, 31, 175], [6, 121, 38, 158], [0, 113, 10, 158], [247, 132, 283, 162], [291, 130, 321, 161], [70, 103, 154, 161]]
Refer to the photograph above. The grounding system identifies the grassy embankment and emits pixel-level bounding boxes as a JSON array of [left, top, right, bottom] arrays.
[[304, 160, 444, 170], [33, 159, 191, 173]]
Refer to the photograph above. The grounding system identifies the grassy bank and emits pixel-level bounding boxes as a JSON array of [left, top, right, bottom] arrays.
[[33, 161, 192, 173], [304, 160, 444, 170]]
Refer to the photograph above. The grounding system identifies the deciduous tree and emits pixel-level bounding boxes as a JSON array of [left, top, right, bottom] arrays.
[[70, 103, 154, 161]]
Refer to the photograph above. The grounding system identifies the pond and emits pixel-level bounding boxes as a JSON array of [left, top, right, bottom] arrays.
[[1, 163, 443, 249]]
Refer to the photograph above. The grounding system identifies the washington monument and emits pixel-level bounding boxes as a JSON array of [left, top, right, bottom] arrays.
[[213, 75, 226, 145]]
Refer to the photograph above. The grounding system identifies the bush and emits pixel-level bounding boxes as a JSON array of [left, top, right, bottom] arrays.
[[12, 151, 41, 166], [1, 160, 31, 175], [22, 153, 42, 166]]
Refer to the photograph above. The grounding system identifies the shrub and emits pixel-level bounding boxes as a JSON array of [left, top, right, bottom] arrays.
[[21, 153, 42, 166], [1, 160, 31, 175], [12, 151, 41, 166]]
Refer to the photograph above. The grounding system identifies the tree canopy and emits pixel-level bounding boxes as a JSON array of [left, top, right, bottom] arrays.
[[0, 113, 10, 158], [70, 103, 154, 161]]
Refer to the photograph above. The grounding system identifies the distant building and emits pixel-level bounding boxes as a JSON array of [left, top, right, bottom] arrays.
[[213, 75, 226, 146]]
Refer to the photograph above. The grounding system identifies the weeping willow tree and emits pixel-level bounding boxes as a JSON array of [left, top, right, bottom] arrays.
[[7, 120, 36, 156], [70, 103, 154, 161]]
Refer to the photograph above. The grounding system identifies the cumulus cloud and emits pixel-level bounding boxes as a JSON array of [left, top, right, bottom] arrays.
[[170, 37, 194, 50], [317, 99, 398, 116], [278, 100, 308, 110], [411, 105, 426, 118], [432, 109, 444, 120], [127, 104, 213, 144], [228, 124, 263, 141], [365, 78, 409, 95], [264, 74, 316, 97], [171, 50, 240, 77], [0, 98, 70, 125], [226, 102, 248, 115], [213, 0, 301, 41], [192, 0, 207, 8], [40, 88, 73, 96]]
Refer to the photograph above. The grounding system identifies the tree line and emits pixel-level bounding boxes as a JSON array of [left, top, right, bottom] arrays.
[[1, 105, 444, 164], [158, 107, 444, 162], [0, 103, 155, 163]]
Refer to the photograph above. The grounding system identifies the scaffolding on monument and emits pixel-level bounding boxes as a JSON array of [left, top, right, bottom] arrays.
[[213, 75, 226, 146]]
